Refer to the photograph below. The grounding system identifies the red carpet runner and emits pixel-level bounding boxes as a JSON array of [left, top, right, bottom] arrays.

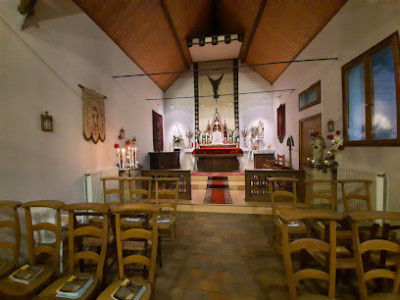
[[204, 176, 233, 204]]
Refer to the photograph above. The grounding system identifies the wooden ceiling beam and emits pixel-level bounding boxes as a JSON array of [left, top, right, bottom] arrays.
[[160, 0, 190, 68], [240, 0, 267, 62]]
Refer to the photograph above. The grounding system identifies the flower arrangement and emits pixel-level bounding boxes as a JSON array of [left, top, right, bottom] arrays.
[[307, 130, 345, 172]]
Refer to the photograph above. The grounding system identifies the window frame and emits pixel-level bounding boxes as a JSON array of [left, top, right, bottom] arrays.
[[299, 81, 321, 111], [342, 32, 400, 146]]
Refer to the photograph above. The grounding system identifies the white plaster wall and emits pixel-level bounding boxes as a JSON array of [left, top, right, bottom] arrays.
[[0, 0, 164, 203], [273, 1, 400, 210]]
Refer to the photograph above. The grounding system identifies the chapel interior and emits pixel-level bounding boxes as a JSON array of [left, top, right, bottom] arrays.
[[1, 0, 400, 299]]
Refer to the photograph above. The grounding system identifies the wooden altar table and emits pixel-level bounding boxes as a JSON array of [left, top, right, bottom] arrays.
[[192, 147, 243, 172]]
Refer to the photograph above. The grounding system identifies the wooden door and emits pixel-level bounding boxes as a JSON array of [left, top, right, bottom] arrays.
[[299, 114, 321, 170]]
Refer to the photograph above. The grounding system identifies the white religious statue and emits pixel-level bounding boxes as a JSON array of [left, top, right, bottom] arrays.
[[211, 121, 224, 144], [258, 120, 264, 139]]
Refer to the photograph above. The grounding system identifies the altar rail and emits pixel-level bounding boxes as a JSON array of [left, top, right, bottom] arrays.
[[141, 169, 191, 200], [245, 169, 305, 202]]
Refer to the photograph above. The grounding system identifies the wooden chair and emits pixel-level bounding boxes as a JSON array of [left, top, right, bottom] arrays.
[[279, 209, 343, 300], [154, 177, 179, 240], [0, 201, 21, 278], [349, 210, 400, 300], [127, 177, 153, 203], [97, 203, 160, 300], [304, 180, 355, 273], [101, 177, 126, 206], [268, 177, 308, 249], [339, 179, 373, 213], [37, 203, 110, 300], [275, 154, 286, 167], [0, 200, 64, 299]]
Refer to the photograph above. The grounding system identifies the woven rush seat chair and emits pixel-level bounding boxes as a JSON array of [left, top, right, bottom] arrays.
[[0, 200, 64, 299], [97, 203, 160, 300], [0, 201, 21, 278], [349, 210, 400, 300], [37, 203, 110, 300], [279, 209, 343, 300]]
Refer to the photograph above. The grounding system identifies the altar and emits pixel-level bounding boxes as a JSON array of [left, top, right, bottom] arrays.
[[192, 147, 243, 172]]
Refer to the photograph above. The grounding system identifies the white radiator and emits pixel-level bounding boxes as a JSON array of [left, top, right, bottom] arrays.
[[337, 167, 387, 212], [84, 169, 119, 203]]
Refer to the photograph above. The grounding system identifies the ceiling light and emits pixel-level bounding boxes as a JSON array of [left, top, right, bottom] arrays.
[[199, 37, 205, 47], [224, 34, 231, 44]]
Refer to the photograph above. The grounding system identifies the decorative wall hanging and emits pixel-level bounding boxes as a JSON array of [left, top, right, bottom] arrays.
[[277, 104, 286, 143], [41, 111, 53, 132], [152, 110, 163, 152], [80, 85, 106, 143]]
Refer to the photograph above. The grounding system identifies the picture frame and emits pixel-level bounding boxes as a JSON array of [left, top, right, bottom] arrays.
[[277, 104, 285, 143], [41, 111, 53, 132], [299, 81, 321, 111]]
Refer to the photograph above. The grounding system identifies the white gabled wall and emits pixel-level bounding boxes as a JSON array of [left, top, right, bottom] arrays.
[[0, 0, 164, 203], [273, 1, 400, 211]]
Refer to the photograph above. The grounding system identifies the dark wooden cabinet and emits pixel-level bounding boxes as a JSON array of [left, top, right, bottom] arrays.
[[149, 152, 180, 169], [254, 153, 275, 169]]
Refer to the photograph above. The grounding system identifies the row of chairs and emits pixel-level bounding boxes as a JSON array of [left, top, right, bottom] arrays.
[[0, 200, 161, 299], [269, 177, 399, 299], [279, 209, 400, 300], [101, 176, 179, 240]]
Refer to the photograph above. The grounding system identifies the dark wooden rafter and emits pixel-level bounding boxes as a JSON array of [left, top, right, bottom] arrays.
[[160, 0, 190, 68], [240, 0, 267, 62]]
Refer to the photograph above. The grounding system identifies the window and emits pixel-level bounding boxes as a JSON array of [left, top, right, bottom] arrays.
[[342, 32, 400, 146], [299, 81, 321, 111]]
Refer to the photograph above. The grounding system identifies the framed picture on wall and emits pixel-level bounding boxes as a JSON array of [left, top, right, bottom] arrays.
[[299, 81, 321, 111], [277, 104, 285, 143]]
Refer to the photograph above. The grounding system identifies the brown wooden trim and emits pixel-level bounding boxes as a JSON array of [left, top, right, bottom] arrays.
[[299, 113, 321, 171], [299, 81, 321, 111], [160, 1, 190, 68], [240, 0, 267, 61], [342, 32, 400, 147]]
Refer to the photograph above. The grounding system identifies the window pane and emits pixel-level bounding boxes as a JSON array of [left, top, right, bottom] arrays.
[[371, 45, 397, 140], [347, 63, 366, 141]]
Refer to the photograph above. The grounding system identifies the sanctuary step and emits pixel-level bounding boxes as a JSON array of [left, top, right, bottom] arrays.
[[191, 173, 245, 190]]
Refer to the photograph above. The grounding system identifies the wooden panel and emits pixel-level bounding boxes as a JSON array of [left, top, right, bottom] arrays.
[[217, 0, 263, 59], [73, 0, 186, 91], [299, 114, 321, 170], [245, 169, 305, 202], [245, 0, 346, 83], [254, 153, 275, 169], [149, 152, 180, 169], [164, 0, 212, 66], [141, 170, 191, 200]]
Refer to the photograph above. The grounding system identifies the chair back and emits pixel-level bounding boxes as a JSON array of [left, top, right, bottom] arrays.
[[21, 200, 64, 273], [268, 177, 298, 215], [279, 209, 342, 300], [154, 178, 179, 204], [0, 201, 21, 267], [112, 204, 159, 284], [304, 179, 337, 211], [127, 177, 153, 203], [339, 179, 372, 212], [349, 211, 400, 300], [101, 177, 126, 206], [63, 203, 110, 281]]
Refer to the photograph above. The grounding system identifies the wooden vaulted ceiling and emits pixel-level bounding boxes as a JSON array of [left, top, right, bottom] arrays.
[[73, 0, 346, 92]]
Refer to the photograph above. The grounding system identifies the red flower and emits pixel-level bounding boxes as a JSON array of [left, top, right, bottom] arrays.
[[314, 146, 318, 149], [338, 145, 345, 151], [114, 144, 120, 149], [336, 130, 341, 135], [125, 141, 131, 146], [118, 135, 123, 140], [322, 145, 327, 149], [327, 134, 334, 140]]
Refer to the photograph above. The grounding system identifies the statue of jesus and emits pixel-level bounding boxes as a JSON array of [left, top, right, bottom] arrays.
[[211, 121, 224, 145]]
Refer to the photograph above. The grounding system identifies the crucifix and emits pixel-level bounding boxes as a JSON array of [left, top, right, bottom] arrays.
[[208, 74, 224, 106]]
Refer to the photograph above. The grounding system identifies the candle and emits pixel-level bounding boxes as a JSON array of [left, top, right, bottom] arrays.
[[117, 148, 121, 169], [121, 148, 126, 169], [134, 147, 137, 168]]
